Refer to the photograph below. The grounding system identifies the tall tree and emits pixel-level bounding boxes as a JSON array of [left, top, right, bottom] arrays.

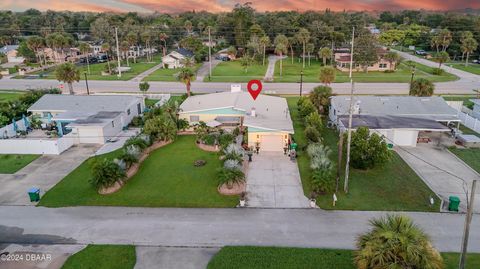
[[259, 36, 270, 66], [26, 36, 46, 67], [318, 47, 332, 66], [461, 33, 478, 67], [125, 32, 138, 63], [309, 85, 332, 114], [295, 28, 311, 69], [177, 68, 195, 97], [232, 3, 254, 47], [435, 51, 449, 68], [78, 42, 91, 74], [101, 43, 112, 74], [274, 34, 288, 77], [319, 66, 336, 86], [120, 41, 130, 66], [159, 33, 168, 57], [384, 51, 400, 71], [55, 62, 80, 95], [354, 32, 377, 73], [306, 43, 315, 67], [410, 78, 434, 97]]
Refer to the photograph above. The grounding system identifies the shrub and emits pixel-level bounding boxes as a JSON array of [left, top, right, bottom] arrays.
[[118, 150, 139, 169], [124, 137, 149, 150], [432, 68, 444, 75], [89, 159, 126, 191], [309, 85, 332, 114], [307, 143, 333, 171], [383, 69, 395, 73], [224, 159, 241, 169], [130, 116, 143, 127], [223, 144, 244, 162], [311, 169, 334, 194], [217, 167, 245, 189], [305, 111, 322, 132], [177, 118, 189, 131], [218, 133, 234, 149], [349, 126, 390, 170], [203, 133, 217, 145], [232, 127, 240, 137], [305, 126, 321, 143], [143, 114, 177, 142], [298, 98, 316, 118]]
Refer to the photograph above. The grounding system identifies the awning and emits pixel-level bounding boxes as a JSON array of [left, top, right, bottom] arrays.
[[206, 120, 222, 127], [215, 116, 241, 124]]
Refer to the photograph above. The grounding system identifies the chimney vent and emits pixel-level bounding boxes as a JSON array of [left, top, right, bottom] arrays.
[[251, 107, 256, 117]]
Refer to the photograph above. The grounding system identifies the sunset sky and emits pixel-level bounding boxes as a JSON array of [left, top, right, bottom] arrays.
[[1, 0, 479, 13]]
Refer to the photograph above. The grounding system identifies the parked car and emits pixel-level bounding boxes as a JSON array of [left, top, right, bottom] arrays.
[[215, 55, 230, 61], [415, 50, 427, 56], [97, 54, 108, 63]]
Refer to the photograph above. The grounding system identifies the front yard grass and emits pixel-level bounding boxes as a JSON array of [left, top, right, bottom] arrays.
[[0, 154, 40, 174], [144, 63, 202, 81], [207, 246, 480, 269], [207, 60, 267, 82], [449, 148, 480, 174], [39, 135, 238, 207], [0, 90, 24, 102], [446, 62, 480, 75], [61, 245, 135, 269], [274, 57, 457, 83], [287, 97, 439, 212]]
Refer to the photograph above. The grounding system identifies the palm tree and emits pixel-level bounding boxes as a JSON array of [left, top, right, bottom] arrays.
[[384, 51, 400, 71], [295, 28, 311, 69], [355, 214, 443, 269], [139, 81, 150, 96], [306, 43, 314, 67], [259, 36, 270, 66], [78, 42, 91, 74], [410, 78, 434, 97], [435, 51, 449, 68], [159, 33, 168, 57], [120, 41, 130, 66], [240, 56, 252, 73], [101, 43, 112, 74], [319, 66, 336, 86], [318, 47, 332, 66], [309, 85, 332, 114], [287, 37, 295, 64], [461, 36, 478, 67], [125, 32, 138, 63], [26, 36, 46, 68], [141, 30, 153, 62], [55, 62, 80, 95], [274, 34, 289, 76], [177, 68, 195, 97]]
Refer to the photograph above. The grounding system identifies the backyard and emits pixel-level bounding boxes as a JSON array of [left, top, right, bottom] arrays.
[[207, 60, 267, 82], [0, 154, 40, 174], [144, 63, 202, 81], [61, 245, 136, 269], [287, 97, 440, 212], [207, 246, 480, 269], [274, 57, 457, 83], [39, 135, 238, 207]]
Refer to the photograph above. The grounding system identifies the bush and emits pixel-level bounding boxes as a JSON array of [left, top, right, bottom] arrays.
[[311, 169, 334, 194], [217, 167, 245, 188], [203, 133, 217, 145], [305, 126, 321, 143], [218, 133, 234, 149], [298, 98, 316, 118], [305, 111, 322, 132], [177, 118, 189, 131], [124, 137, 149, 150], [89, 159, 126, 191], [223, 144, 244, 162], [130, 116, 143, 127], [119, 150, 139, 169], [349, 126, 390, 170], [383, 69, 395, 73], [432, 68, 444, 75], [224, 159, 241, 169]]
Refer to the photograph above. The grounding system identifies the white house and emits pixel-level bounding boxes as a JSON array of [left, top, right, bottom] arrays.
[[0, 45, 25, 63], [28, 95, 145, 144], [162, 48, 194, 69], [179, 90, 293, 152], [329, 96, 460, 147]]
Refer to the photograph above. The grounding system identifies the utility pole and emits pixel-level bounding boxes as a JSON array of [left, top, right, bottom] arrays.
[[410, 65, 416, 85], [84, 72, 90, 95], [299, 70, 304, 96], [344, 26, 355, 194], [208, 26, 212, 81], [459, 180, 477, 269], [115, 27, 122, 78]]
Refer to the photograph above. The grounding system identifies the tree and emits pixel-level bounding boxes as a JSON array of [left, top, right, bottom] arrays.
[[240, 55, 252, 73], [355, 214, 443, 269], [318, 47, 332, 66], [89, 159, 126, 191], [274, 34, 288, 76], [139, 81, 150, 96], [295, 28, 311, 69], [354, 32, 378, 72], [26, 36, 46, 67], [217, 167, 245, 189], [319, 67, 336, 86], [435, 51, 449, 68], [55, 62, 80, 95], [78, 42, 91, 74], [177, 68, 195, 97], [17, 40, 36, 63], [349, 126, 390, 170], [409, 78, 434, 97], [298, 97, 316, 118], [438, 29, 452, 52], [159, 33, 168, 57], [379, 29, 405, 46], [461, 34, 478, 67], [259, 35, 270, 66], [384, 51, 400, 71], [120, 41, 130, 66], [232, 3, 254, 47], [125, 32, 138, 63], [143, 114, 177, 142], [309, 85, 332, 114], [306, 43, 315, 67], [305, 111, 323, 131], [101, 43, 112, 74]]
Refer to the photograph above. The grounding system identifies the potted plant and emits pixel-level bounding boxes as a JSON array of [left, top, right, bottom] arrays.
[[255, 142, 260, 154], [309, 192, 317, 208], [239, 191, 246, 207], [246, 147, 254, 162]]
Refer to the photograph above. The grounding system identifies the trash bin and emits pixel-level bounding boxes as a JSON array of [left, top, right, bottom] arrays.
[[28, 187, 40, 202], [448, 196, 460, 212]]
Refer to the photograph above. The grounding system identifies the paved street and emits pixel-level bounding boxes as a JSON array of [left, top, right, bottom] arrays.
[[0, 206, 478, 253]]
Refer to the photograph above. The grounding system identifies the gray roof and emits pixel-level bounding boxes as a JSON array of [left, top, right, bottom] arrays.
[[471, 99, 480, 106], [331, 96, 459, 121], [180, 92, 293, 132], [338, 115, 450, 130], [69, 111, 122, 127], [28, 94, 142, 113], [0, 45, 19, 54]]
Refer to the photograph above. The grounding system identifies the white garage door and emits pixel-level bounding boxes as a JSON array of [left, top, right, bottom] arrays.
[[260, 134, 284, 152], [393, 130, 418, 147]]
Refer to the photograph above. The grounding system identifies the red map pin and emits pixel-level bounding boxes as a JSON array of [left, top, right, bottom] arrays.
[[247, 79, 262, 100]]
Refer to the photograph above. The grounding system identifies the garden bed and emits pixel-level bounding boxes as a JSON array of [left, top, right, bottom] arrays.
[[197, 142, 220, 152]]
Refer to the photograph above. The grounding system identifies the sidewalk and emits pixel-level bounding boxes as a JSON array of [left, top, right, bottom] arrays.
[[129, 63, 163, 82]]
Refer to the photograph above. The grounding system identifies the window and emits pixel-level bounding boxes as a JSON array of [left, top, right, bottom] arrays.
[[379, 63, 387, 68], [137, 103, 141, 114], [111, 121, 115, 127], [127, 109, 131, 115], [43, 112, 50, 118], [190, 115, 200, 122]]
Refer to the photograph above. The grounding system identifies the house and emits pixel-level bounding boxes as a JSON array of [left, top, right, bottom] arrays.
[[179, 90, 294, 152], [28, 95, 145, 144], [0, 45, 25, 63], [334, 47, 394, 72], [366, 24, 380, 36], [329, 96, 460, 147], [162, 48, 195, 69]]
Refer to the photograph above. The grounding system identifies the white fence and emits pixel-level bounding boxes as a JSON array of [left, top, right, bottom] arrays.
[[446, 101, 480, 134], [0, 119, 28, 138], [0, 135, 74, 155]]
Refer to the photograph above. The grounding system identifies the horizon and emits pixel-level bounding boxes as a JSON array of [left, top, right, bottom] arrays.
[[1, 0, 480, 14]]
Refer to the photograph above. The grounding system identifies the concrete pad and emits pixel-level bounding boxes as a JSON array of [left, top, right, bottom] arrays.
[[134, 246, 218, 269], [246, 152, 310, 208], [0, 244, 85, 269], [0, 144, 98, 205]]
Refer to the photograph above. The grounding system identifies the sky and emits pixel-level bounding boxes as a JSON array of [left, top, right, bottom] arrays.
[[1, 0, 479, 13]]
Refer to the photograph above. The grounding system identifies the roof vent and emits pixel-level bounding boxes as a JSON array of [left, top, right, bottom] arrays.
[[251, 107, 256, 117]]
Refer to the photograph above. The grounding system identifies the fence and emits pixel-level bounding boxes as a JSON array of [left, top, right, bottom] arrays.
[[0, 135, 73, 155], [446, 101, 480, 134], [0, 119, 28, 139]]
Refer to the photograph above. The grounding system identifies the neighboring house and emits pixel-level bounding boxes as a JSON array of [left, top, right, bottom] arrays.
[[366, 24, 380, 36], [179, 90, 294, 152], [471, 99, 480, 119], [0, 45, 25, 63], [90, 41, 104, 55], [329, 96, 460, 147], [162, 48, 195, 69], [334, 47, 394, 72], [28, 95, 145, 144]]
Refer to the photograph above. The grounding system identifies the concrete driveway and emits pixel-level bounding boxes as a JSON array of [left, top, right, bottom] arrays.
[[135, 246, 217, 269], [0, 145, 98, 205], [396, 145, 480, 213], [246, 152, 310, 208]]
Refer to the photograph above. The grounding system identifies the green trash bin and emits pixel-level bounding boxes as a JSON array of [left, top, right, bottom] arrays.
[[448, 196, 460, 212], [28, 187, 40, 202]]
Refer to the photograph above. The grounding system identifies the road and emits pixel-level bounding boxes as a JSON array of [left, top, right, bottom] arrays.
[[0, 206, 479, 252]]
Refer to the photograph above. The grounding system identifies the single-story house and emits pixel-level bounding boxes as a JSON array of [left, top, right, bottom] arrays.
[[0, 45, 25, 63], [335, 47, 394, 72], [28, 95, 145, 144], [179, 91, 294, 152], [162, 48, 194, 69], [329, 96, 460, 147]]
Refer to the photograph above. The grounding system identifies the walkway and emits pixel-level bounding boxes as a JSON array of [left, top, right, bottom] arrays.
[[95, 128, 141, 155], [263, 55, 284, 82], [129, 63, 163, 82], [396, 145, 480, 213], [0, 206, 479, 252], [0, 144, 98, 205], [246, 152, 310, 208], [195, 60, 221, 82]]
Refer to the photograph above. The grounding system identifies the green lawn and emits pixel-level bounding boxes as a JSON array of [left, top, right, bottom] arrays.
[[449, 148, 480, 174], [0, 91, 24, 102], [207, 246, 480, 269], [207, 60, 267, 82], [274, 57, 457, 83], [144, 63, 202, 81], [446, 62, 480, 75], [39, 135, 238, 207], [61, 245, 135, 269], [145, 98, 159, 107], [0, 154, 40, 174], [287, 97, 439, 212]]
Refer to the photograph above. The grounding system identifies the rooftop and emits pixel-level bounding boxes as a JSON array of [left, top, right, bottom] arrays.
[[0, 45, 19, 54], [338, 115, 450, 130]]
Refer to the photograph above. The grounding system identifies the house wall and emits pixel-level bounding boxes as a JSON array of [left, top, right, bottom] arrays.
[[102, 115, 124, 143], [180, 108, 245, 124], [247, 129, 290, 151], [336, 59, 393, 72], [0, 135, 73, 155]]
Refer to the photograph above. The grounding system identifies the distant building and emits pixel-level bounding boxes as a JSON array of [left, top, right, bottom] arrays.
[[0, 45, 25, 63], [366, 24, 380, 36], [162, 48, 195, 69], [334, 47, 395, 72]]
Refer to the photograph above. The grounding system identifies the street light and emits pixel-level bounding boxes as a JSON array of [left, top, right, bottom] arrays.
[[299, 70, 304, 96], [84, 72, 90, 95]]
